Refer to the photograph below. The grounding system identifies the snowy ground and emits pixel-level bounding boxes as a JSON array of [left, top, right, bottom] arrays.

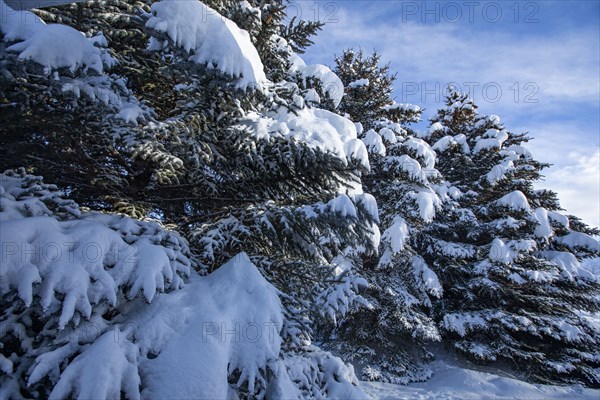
[[361, 361, 600, 399]]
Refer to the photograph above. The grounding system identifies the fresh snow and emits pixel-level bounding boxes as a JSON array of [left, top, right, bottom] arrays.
[[496, 190, 531, 212], [348, 78, 369, 88], [298, 64, 345, 108], [489, 238, 536, 264], [538, 251, 597, 281], [381, 216, 410, 254], [413, 190, 441, 222], [555, 232, 600, 252], [363, 129, 386, 156], [412, 256, 443, 298], [428, 122, 445, 135], [403, 138, 436, 169], [361, 360, 600, 400], [133, 253, 283, 399], [289, 54, 344, 107], [240, 107, 369, 169], [384, 155, 427, 184], [432, 134, 470, 154], [0, 0, 104, 73], [487, 160, 514, 185], [384, 102, 421, 113], [146, 0, 267, 90], [473, 138, 502, 154], [378, 127, 398, 144], [532, 207, 553, 239]]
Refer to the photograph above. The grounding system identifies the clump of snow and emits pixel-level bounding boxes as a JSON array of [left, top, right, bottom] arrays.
[[432, 135, 455, 152], [412, 255, 443, 298], [489, 238, 536, 264], [403, 138, 436, 168], [473, 138, 501, 153], [328, 194, 358, 219], [384, 102, 421, 113], [502, 145, 533, 159], [362, 129, 386, 156], [472, 127, 509, 154], [378, 127, 398, 144], [555, 232, 600, 252], [348, 78, 369, 88], [384, 155, 427, 184], [240, 107, 369, 169], [432, 134, 470, 153], [538, 251, 597, 281], [487, 160, 514, 185], [496, 190, 531, 212], [146, 0, 267, 90], [532, 207, 553, 239], [429, 122, 446, 134], [354, 192, 380, 224], [382, 216, 410, 254], [413, 190, 441, 222], [298, 64, 344, 108], [0, 0, 104, 74], [548, 211, 570, 229], [289, 54, 344, 107]]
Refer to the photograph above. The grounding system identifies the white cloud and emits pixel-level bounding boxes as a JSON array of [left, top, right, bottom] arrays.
[[541, 150, 600, 228], [520, 122, 600, 228]]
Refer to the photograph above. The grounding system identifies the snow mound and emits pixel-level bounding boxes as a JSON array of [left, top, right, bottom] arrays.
[[432, 134, 470, 153], [0, 0, 103, 73], [146, 0, 267, 90], [240, 107, 369, 169], [361, 360, 600, 399], [496, 190, 531, 212], [135, 252, 283, 399]]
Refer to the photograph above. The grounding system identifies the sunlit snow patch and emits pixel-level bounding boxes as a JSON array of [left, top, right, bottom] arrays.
[[146, 0, 267, 90]]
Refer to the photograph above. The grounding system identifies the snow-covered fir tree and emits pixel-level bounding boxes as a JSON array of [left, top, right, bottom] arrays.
[[422, 89, 600, 387], [0, 1, 378, 398], [334, 49, 420, 130], [320, 49, 448, 384]]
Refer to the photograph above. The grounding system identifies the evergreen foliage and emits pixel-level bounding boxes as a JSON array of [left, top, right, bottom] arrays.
[[422, 90, 600, 387]]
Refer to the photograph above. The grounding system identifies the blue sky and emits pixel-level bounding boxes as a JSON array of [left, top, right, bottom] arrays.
[[298, 0, 600, 228]]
